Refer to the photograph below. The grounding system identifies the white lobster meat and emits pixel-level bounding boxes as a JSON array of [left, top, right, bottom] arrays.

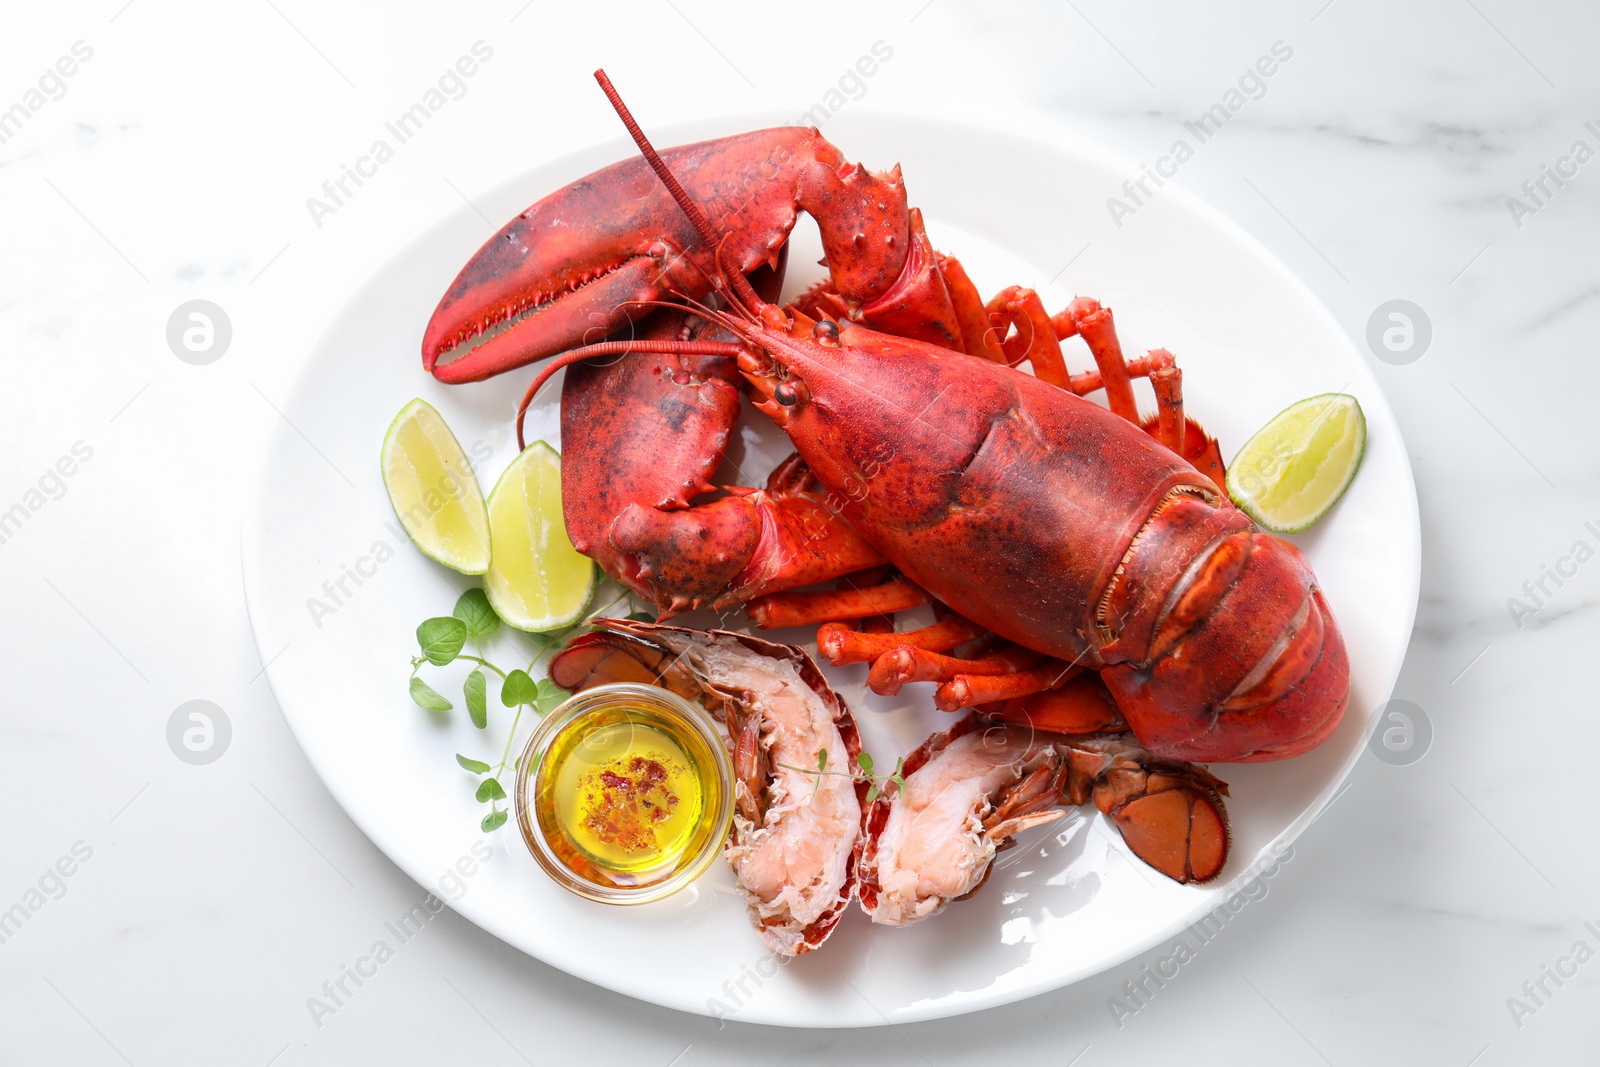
[[859, 714, 1230, 925]]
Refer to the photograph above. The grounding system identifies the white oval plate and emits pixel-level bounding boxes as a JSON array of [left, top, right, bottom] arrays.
[[243, 112, 1419, 1027]]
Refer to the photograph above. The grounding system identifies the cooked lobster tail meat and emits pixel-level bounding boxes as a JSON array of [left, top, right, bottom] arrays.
[[859, 709, 1230, 926], [858, 715, 1064, 926]]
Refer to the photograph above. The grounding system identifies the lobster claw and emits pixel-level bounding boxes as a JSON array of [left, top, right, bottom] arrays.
[[421, 165, 703, 383], [422, 129, 837, 383], [426, 256, 669, 384]]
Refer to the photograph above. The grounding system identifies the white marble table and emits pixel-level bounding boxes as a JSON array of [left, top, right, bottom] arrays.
[[2, 1, 1594, 1063]]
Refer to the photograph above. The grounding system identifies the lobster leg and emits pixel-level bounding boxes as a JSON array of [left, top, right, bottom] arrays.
[[982, 285, 1071, 388], [1145, 349, 1185, 455], [1054, 296, 1140, 421], [826, 563, 896, 633], [979, 763, 1073, 847], [978, 672, 1127, 735], [816, 611, 983, 665], [935, 661, 1084, 712], [1054, 296, 1226, 488], [868, 642, 1047, 696], [936, 254, 1008, 363]]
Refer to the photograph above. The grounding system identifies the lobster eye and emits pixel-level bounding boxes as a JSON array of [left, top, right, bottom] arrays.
[[812, 320, 840, 346], [774, 379, 808, 407]]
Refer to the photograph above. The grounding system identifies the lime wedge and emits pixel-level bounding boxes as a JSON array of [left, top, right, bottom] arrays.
[[1226, 393, 1366, 534], [484, 441, 595, 632], [381, 399, 491, 574]]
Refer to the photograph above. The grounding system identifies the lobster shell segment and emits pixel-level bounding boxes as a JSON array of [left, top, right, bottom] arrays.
[[1102, 524, 1350, 763], [550, 620, 866, 955]]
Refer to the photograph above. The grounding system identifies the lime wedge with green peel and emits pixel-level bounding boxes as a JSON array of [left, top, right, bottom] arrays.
[[1226, 393, 1366, 534], [484, 440, 596, 632], [381, 399, 491, 574]]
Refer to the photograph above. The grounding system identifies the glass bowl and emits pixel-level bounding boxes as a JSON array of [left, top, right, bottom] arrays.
[[513, 682, 733, 905]]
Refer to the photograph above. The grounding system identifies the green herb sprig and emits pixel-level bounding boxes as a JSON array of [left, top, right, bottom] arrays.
[[779, 749, 907, 804], [406, 586, 650, 832]]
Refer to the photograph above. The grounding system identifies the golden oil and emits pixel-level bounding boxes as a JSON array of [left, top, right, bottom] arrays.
[[530, 695, 727, 890]]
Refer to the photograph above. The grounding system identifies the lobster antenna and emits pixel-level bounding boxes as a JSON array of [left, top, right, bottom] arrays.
[[593, 69, 764, 315], [515, 334, 745, 450]]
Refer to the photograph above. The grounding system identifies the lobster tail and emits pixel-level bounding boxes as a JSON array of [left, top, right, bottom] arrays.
[[1101, 517, 1350, 764]]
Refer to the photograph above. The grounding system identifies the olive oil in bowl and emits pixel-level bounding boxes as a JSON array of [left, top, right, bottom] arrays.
[[516, 683, 733, 904]]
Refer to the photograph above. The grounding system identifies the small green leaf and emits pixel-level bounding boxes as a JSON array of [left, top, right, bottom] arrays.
[[855, 752, 874, 778], [501, 668, 538, 706], [409, 676, 452, 711], [453, 588, 501, 639], [816, 748, 828, 773], [626, 610, 657, 623], [481, 809, 508, 832], [535, 677, 571, 715], [455, 753, 491, 774], [476, 777, 507, 803], [464, 669, 488, 729], [417, 617, 468, 666], [864, 782, 880, 805]]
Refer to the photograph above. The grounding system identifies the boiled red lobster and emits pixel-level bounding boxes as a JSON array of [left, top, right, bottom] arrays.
[[422, 71, 1349, 772]]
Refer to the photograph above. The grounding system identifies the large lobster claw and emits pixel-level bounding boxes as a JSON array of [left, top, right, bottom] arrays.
[[422, 127, 913, 383]]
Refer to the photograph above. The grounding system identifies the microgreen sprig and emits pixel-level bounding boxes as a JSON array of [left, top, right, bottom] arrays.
[[779, 749, 907, 804], [406, 584, 649, 832]]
